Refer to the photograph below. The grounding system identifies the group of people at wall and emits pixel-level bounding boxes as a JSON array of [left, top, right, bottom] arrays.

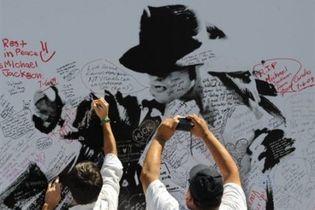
[[42, 97, 247, 210], [36, 4, 287, 210]]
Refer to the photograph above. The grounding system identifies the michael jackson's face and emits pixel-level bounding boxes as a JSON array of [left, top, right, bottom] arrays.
[[148, 70, 194, 104], [35, 98, 57, 121]]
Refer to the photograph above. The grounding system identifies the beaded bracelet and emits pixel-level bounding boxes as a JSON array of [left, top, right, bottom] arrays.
[[100, 116, 110, 125]]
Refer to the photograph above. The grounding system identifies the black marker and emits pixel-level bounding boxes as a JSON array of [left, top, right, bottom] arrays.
[[90, 92, 98, 100]]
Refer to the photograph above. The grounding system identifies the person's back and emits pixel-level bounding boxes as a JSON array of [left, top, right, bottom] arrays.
[[140, 114, 247, 210], [42, 97, 123, 210]]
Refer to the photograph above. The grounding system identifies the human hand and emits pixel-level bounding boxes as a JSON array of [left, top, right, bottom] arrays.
[[43, 178, 61, 210], [155, 116, 180, 143], [187, 114, 212, 139], [92, 97, 109, 120]]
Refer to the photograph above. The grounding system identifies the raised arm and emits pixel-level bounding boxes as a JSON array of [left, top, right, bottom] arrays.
[[92, 97, 123, 209], [92, 97, 117, 155], [188, 114, 241, 186], [42, 178, 61, 210], [140, 117, 179, 192]]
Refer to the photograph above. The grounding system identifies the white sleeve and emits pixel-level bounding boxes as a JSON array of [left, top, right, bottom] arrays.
[[145, 179, 179, 210], [96, 153, 123, 210], [219, 183, 248, 210]]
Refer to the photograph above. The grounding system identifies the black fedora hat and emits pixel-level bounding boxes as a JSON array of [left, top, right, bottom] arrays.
[[119, 5, 202, 77]]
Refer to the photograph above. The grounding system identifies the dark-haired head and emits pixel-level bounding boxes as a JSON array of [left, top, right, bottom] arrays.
[[64, 161, 102, 204], [186, 164, 223, 210]]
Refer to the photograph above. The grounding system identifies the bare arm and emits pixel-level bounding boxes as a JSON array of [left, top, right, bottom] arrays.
[[42, 179, 61, 210], [140, 117, 179, 193], [188, 114, 241, 186], [92, 97, 117, 155]]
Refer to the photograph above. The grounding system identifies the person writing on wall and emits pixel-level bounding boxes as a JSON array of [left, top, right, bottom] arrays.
[[42, 97, 123, 210], [140, 114, 247, 210]]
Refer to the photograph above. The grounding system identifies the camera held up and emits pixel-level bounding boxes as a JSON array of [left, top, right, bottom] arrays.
[[176, 117, 194, 131]]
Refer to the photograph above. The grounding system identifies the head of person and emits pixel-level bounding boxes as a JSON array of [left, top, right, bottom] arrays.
[[119, 4, 203, 103], [63, 161, 103, 205], [186, 164, 224, 210], [34, 87, 60, 121]]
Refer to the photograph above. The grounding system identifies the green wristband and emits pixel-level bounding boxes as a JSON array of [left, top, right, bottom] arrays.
[[100, 116, 110, 125]]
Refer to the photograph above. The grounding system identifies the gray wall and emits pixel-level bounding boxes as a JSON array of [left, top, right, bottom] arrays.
[[0, 0, 314, 209]]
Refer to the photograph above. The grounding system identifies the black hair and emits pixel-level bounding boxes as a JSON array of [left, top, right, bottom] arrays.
[[189, 175, 223, 209], [65, 161, 102, 204]]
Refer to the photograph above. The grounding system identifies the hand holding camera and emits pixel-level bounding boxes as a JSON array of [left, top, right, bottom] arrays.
[[186, 114, 212, 140], [176, 117, 194, 131]]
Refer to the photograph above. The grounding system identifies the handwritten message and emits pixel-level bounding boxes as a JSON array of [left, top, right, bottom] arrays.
[[0, 110, 34, 139], [248, 189, 267, 210], [36, 137, 53, 151], [253, 58, 315, 95], [0, 138, 33, 188], [1, 38, 56, 80], [80, 59, 146, 94], [176, 50, 216, 66], [7, 81, 26, 96], [0, 94, 15, 119], [56, 61, 79, 82], [201, 75, 241, 131], [273, 158, 309, 200]]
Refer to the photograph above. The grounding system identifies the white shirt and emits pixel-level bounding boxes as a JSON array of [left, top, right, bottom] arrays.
[[69, 153, 123, 210], [145, 180, 247, 210]]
